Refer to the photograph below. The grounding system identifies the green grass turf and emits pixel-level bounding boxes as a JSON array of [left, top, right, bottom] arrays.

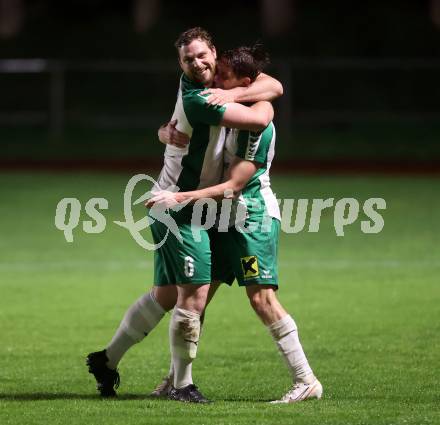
[[0, 172, 439, 425]]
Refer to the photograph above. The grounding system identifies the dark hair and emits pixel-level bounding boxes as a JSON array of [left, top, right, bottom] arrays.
[[174, 27, 215, 51], [218, 44, 270, 82]]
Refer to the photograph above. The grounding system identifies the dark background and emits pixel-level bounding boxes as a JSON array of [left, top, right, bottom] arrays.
[[1, 0, 440, 168]]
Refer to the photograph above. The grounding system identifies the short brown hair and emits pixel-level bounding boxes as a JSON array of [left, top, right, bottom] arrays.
[[219, 44, 270, 82], [174, 27, 215, 51]]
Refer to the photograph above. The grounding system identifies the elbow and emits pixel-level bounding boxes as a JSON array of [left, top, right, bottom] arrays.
[[263, 112, 273, 128], [274, 81, 284, 98], [256, 111, 274, 131], [250, 115, 272, 132]]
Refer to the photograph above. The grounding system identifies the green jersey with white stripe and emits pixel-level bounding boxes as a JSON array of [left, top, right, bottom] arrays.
[[151, 74, 228, 285], [157, 74, 227, 194], [212, 123, 281, 287], [224, 122, 280, 225]]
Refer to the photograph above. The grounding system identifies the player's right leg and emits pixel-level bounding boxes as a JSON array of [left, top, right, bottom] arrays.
[[86, 285, 177, 397], [151, 281, 222, 397], [163, 227, 235, 400]]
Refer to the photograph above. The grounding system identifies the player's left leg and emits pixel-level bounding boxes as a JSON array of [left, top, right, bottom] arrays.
[[246, 285, 316, 384], [87, 214, 179, 397], [86, 285, 177, 397], [230, 217, 322, 403], [245, 285, 322, 403], [105, 286, 176, 369]]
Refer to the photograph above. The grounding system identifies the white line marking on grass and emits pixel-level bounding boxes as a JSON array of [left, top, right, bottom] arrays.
[[0, 259, 439, 272], [279, 259, 440, 270], [0, 260, 153, 272], [280, 259, 440, 269]]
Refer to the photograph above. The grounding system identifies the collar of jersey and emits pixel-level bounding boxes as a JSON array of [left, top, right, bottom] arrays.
[[181, 73, 208, 91]]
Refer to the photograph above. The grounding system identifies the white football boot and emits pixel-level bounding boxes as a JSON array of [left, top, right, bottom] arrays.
[[270, 378, 323, 404]]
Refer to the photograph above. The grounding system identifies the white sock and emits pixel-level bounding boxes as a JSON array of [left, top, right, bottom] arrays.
[[169, 307, 201, 389], [167, 357, 174, 378], [106, 291, 166, 369], [167, 311, 206, 380], [268, 315, 314, 384]]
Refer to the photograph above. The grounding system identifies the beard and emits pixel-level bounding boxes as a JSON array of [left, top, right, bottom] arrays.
[[192, 66, 215, 86]]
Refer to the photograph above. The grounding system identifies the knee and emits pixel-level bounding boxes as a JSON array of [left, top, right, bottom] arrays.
[[153, 286, 177, 311], [177, 284, 209, 314], [247, 287, 286, 326], [248, 291, 269, 317]]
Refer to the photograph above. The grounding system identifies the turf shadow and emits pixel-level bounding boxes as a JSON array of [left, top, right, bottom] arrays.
[[0, 393, 280, 403], [0, 393, 149, 401]]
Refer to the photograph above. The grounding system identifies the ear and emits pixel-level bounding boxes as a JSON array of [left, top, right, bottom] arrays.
[[177, 48, 184, 67], [212, 46, 217, 59], [243, 77, 252, 87], [178, 58, 185, 73]]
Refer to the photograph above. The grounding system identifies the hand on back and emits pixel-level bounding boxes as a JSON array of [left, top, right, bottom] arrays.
[[158, 119, 190, 148]]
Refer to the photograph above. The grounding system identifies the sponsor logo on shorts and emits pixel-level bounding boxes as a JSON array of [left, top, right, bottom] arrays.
[[241, 256, 259, 279], [261, 270, 272, 279]]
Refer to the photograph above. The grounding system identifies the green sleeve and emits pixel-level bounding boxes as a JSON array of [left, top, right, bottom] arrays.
[[182, 90, 226, 126], [235, 127, 271, 164]]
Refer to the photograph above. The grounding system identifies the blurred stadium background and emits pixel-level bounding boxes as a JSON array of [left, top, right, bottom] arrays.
[[1, 0, 440, 170]]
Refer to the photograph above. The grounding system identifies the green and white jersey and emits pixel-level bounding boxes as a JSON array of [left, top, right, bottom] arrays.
[[157, 74, 227, 193], [223, 122, 281, 225]]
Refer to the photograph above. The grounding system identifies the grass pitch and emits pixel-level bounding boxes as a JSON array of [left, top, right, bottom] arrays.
[[0, 172, 439, 425]]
